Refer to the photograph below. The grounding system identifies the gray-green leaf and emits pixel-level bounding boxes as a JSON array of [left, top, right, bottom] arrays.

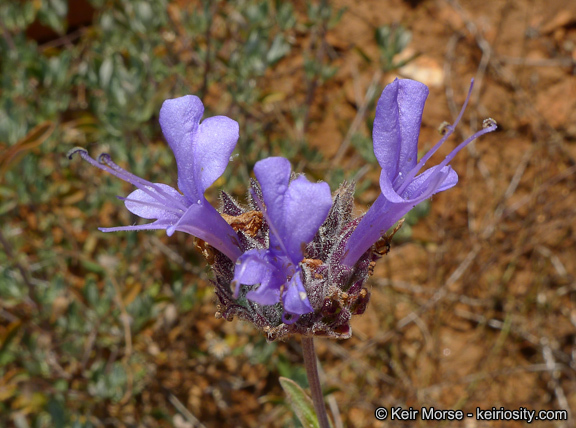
[[279, 377, 321, 428]]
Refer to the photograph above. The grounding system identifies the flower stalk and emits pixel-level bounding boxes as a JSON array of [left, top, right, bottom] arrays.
[[302, 336, 331, 428]]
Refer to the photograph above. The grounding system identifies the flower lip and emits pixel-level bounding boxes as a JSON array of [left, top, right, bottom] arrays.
[[232, 157, 333, 323], [253, 157, 332, 265], [159, 95, 239, 203], [341, 78, 498, 267], [372, 78, 429, 186], [67, 93, 246, 263], [393, 78, 473, 196], [69, 147, 242, 261]]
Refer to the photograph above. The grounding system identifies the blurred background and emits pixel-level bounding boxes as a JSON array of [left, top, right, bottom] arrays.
[[1, 0, 575, 427]]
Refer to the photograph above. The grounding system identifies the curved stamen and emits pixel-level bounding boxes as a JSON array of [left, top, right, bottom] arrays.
[[69, 148, 188, 212], [436, 122, 497, 170], [67, 147, 90, 159], [395, 79, 475, 195], [398, 123, 497, 203], [69, 148, 131, 181]]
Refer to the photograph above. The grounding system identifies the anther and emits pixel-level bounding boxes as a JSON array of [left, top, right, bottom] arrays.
[[438, 121, 452, 135], [97, 153, 112, 164], [483, 118, 497, 129], [67, 147, 88, 160]]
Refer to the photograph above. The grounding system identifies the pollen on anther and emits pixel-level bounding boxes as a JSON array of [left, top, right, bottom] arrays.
[[97, 153, 111, 164], [483, 118, 497, 129], [299, 291, 307, 301], [67, 147, 88, 159], [438, 121, 451, 135]]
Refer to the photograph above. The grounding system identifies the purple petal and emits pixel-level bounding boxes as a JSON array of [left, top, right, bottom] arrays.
[[233, 250, 273, 287], [236, 251, 283, 304], [253, 156, 291, 228], [373, 79, 428, 183], [253, 157, 292, 256], [402, 166, 458, 199], [283, 176, 332, 263], [342, 166, 455, 267], [167, 202, 242, 261], [124, 184, 186, 220], [341, 196, 401, 267], [283, 273, 313, 316], [379, 165, 455, 204], [159, 96, 204, 202], [159, 96, 239, 203], [194, 116, 239, 197], [254, 157, 332, 263], [246, 283, 281, 306]]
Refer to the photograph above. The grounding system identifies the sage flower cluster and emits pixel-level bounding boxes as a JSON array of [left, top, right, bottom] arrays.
[[70, 79, 496, 341]]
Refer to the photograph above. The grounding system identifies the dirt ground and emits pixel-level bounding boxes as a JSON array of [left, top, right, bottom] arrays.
[[152, 0, 576, 426]]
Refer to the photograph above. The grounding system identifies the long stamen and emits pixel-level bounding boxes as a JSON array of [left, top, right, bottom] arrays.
[[399, 120, 497, 200], [99, 154, 188, 211], [68, 148, 155, 193], [436, 120, 497, 170], [395, 79, 475, 195], [68, 147, 187, 212], [68, 148, 146, 188]]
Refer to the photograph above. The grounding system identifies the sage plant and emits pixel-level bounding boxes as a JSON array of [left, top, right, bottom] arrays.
[[70, 78, 496, 427]]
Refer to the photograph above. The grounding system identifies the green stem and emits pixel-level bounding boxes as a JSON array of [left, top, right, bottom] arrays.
[[302, 336, 330, 428]]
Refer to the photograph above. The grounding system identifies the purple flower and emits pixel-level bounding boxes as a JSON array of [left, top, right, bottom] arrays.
[[68, 95, 242, 261], [71, 80, 497, 341], [342, 79, 497, 266], [232, 157, 332, 324]]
